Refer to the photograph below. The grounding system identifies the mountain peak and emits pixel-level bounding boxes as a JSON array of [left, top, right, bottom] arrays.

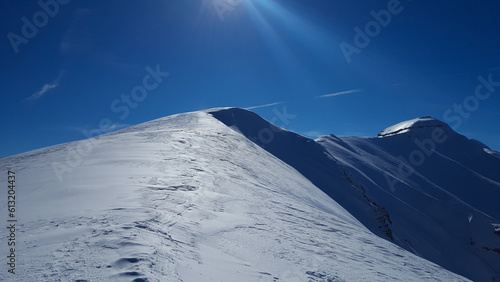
[[378, 116, 449, 138]]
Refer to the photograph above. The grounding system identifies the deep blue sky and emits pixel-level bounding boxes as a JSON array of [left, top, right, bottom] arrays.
[[1, 0, 499, 157]]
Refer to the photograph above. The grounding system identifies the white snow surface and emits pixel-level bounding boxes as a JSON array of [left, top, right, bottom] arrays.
[[208, 108, 500, 281], [378, 116, 448, 137], [0, 110, 469, 281], [318, 119, 500, 281]]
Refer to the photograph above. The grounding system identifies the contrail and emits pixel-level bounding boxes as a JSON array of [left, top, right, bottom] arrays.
[[315, 89, 362, 99], [245, 101, 285, 110]]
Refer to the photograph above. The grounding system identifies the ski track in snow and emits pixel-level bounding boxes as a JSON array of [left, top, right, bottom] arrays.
[[0, 111, 470, 281]]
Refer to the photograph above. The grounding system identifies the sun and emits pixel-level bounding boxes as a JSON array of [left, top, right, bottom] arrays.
[[211, 0, 245, 21]]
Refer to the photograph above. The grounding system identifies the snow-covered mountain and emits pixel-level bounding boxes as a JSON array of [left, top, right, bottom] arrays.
[[0, 108, 497, 281], [211, 108, 500, 281], [318, 117, 500, 281]]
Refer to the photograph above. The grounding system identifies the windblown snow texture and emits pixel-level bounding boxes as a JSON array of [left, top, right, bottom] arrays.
[[1, 108, 497, 281], [210, 109, 500, 282]]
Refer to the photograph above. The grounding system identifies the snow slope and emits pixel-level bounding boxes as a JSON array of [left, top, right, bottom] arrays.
[[0, 110, 468, 281], [210, 109, 500, 281], [318, 117, 500, 281]]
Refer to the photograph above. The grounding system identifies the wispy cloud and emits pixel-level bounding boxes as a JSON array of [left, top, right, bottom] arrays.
[[315, 89, 362, 99], [245, 101, 285, 110], [25, 71, 64, 102]]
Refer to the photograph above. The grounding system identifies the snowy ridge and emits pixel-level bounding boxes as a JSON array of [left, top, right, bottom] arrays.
[[0, 108, 492, 281], [210, 109, 500, 281], [318, 117, 500, 281], [209, 108, 398, 243]]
